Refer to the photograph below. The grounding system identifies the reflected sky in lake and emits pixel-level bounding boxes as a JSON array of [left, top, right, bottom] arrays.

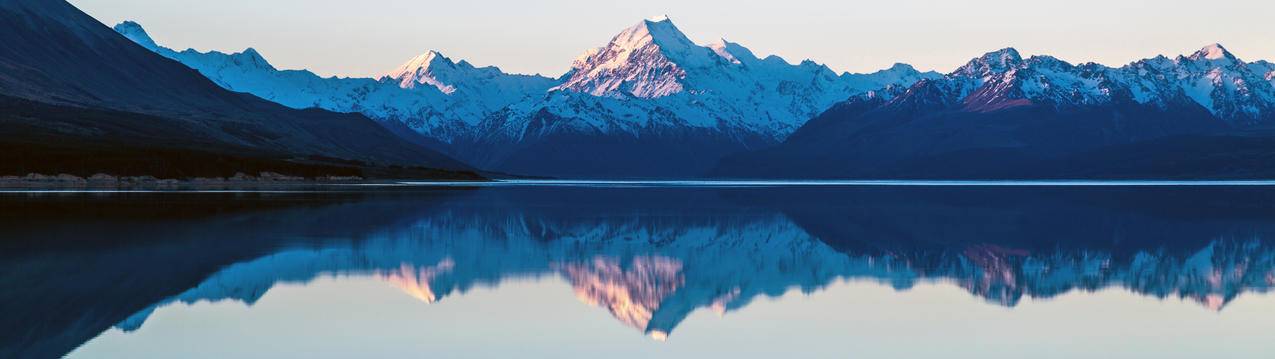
[[4, 184, 1275, 358]]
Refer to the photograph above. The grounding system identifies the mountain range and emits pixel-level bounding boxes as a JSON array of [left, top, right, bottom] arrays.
[[714, 45, 1275, 178], [118, 16, 1275, 179], [5, 0, 1275, 179], [0, 0, 475, 180], [115, 17, 937, 177]]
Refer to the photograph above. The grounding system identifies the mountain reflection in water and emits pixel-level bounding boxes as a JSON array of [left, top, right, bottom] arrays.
[[4, 185, 1275, 358]]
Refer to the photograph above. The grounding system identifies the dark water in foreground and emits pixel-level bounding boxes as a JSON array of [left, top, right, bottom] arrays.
[[4, 182, 1275, 358]]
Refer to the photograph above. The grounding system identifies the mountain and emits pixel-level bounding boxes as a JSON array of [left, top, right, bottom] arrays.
[[714, 44, 1275, 179], [118, 17, 936, 178], [0, 0, 475, 179], [469, 17, 939, 177], [385, 50, 557, 108], [113, 21, 556, 146]]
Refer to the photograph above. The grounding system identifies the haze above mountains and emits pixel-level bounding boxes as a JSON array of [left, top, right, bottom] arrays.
[[5, 0, 1275, 179]]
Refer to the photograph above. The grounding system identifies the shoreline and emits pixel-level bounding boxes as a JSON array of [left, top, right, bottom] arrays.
[[0, 172, 488, 189], [8, 176, 1275, 191]]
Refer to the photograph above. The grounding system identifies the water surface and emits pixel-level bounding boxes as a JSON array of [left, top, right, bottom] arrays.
[[4, 182, 1275, 358]]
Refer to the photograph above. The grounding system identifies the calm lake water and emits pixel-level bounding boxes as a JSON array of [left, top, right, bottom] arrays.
[[4, 182, 1275, 358]]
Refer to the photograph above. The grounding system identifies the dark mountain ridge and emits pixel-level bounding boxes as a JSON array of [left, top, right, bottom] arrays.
[[0, 0, 476, 179]]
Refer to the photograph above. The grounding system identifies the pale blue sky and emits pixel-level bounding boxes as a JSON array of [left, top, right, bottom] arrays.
[[70, 0, 1275, 78]]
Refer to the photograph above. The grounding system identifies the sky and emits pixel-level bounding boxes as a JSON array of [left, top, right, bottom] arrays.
[[70, 0, 1275, 79]]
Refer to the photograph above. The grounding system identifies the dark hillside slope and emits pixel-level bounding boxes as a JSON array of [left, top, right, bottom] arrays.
[[0, 0, 475, 178]]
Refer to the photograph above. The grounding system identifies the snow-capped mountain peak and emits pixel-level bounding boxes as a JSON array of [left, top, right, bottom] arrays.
[[387, 50, 461, 94], [378, 49, 559, 113], [607, 16, 700, 61], [112, 21, 272, 71], [708, 38, 744, 65], [231, 48, 273, 69], [1191, 43, 1237, 62], [886, 62, 918, 72], [1148, 43, 1275, 121], [112, 20, 560, 144], [552, 17, 720, 98], [870, 63, 927, 80], [639, 16, 686, 39], [955, 47, 1024, 78], [113, 21, 158, 51], [877, 42, 1275, 122]]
